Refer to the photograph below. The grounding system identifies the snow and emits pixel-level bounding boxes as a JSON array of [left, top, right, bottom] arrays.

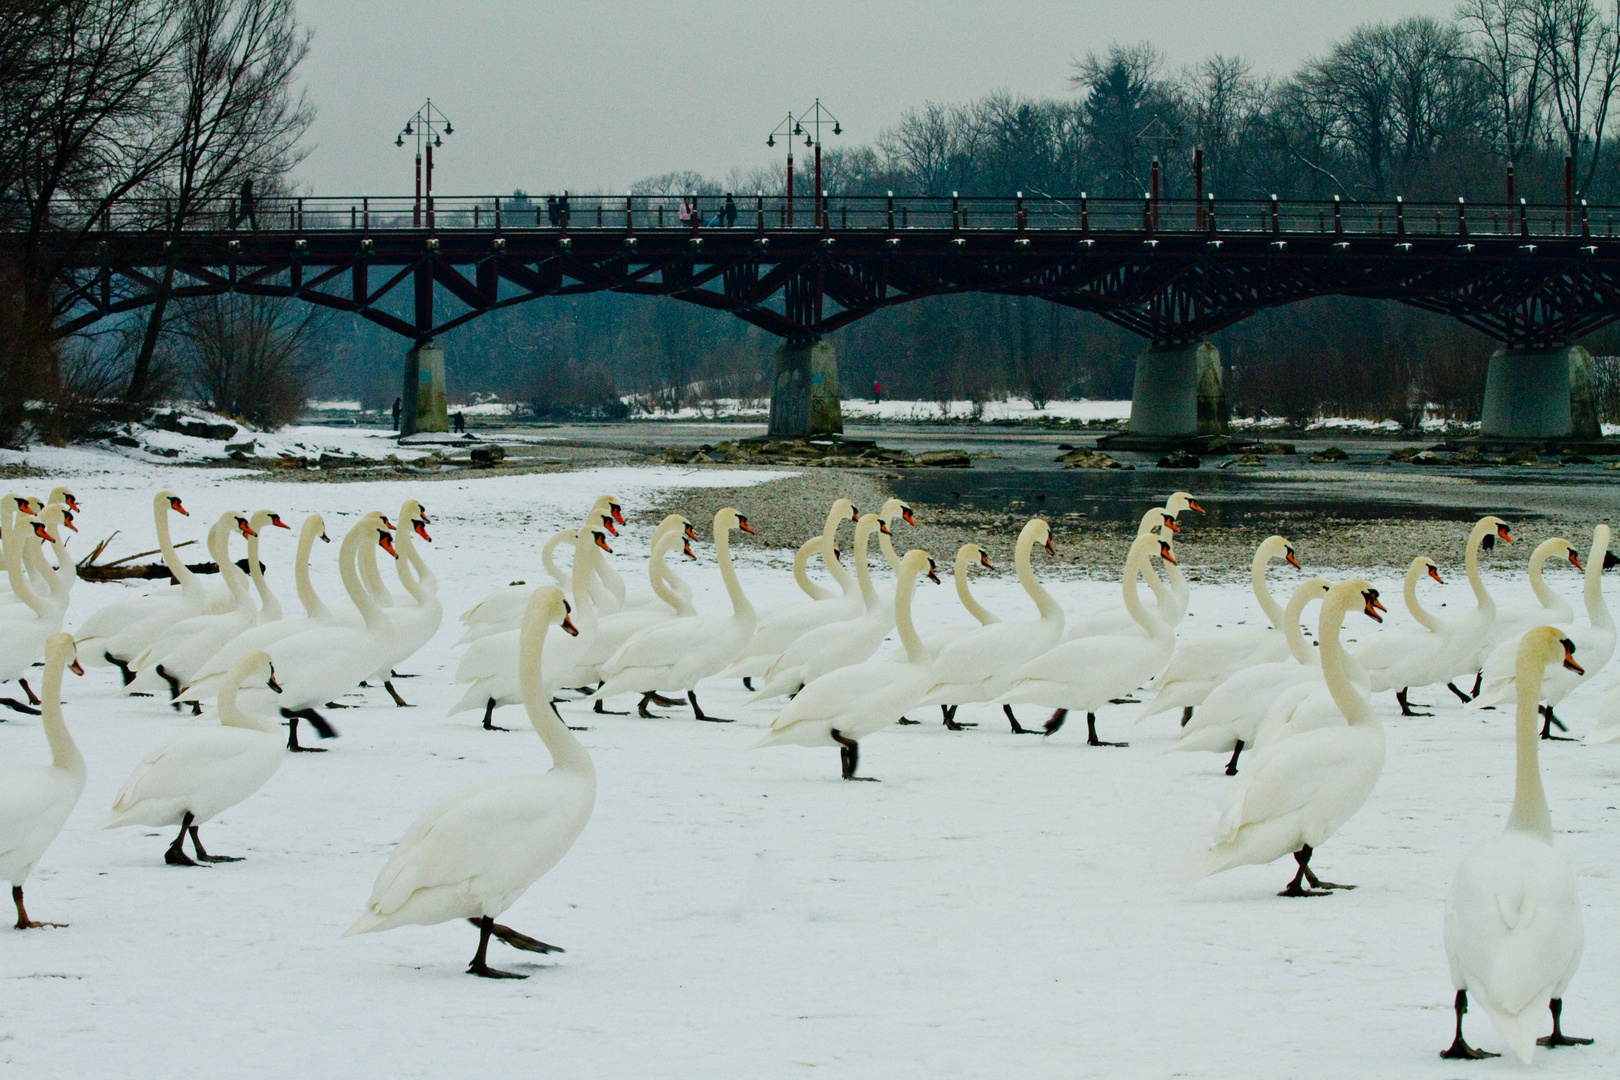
[[3, 443, 1619, 1077]]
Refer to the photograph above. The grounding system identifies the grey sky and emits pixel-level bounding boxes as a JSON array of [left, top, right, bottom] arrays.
[[292, 1, 1461, 197]]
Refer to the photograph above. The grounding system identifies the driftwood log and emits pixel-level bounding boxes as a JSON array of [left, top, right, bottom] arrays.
[[74, 534, 256, 583]]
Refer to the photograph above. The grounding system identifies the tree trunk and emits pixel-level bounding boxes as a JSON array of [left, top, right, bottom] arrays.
[[125, 262, 176, 403]]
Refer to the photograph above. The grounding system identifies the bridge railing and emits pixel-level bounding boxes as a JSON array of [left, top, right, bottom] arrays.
[[41, 193, 1620, 239]]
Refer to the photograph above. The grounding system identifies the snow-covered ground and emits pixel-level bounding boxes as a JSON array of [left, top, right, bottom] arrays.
[[2, 443, 1618, 1078]]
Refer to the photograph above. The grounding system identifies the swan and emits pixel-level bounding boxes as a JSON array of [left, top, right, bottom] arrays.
[[589, 508, 756, 722], [1138, 535, 1302, 725], [1483, 537, 1583, 653], [0, 632, 85, 928], [747, 512, 906, 702], [718, 498, 860, 684], [100, 651, 286, 865], [0, 511, 69, 714], [1199, 579, 1386, 897], [1473, 524, 1614, 737], [1175, 577, 1333, 774], [754, 549, 940, 781], [344, 586, 594, 979], [181, 514, 333, 702], [576, 519, 699, 704], [0, 494, 41, 608], [76, 491, 204, 680], [1, 491, 75, 606], [361, 501, 443, 707], [792, 536, 837, 600], [914, 517, 1063, 735], [1064, 494, 1202, 640], [1246, 586, 1383, 753], [1441, 626, 1591, 1062], [1351, 557, 1452, 716], [897, 543, 998, 729], [243, 510, 293, 623], [231, 512, 399, 751], [455, 498, 620, 643], [1435, 516, 1513, 702], [451, 524, 614, 730], [0, 502, 75, 625], [999, 531, 1176, 746], [126, 511, 261, 704]]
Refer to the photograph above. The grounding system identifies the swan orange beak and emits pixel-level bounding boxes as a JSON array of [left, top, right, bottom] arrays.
[[417, 508, 430, 524], [979, 551, 994, 569], [69, 657, 84, 676], [269, 513, 291, 530], [599, 514, 619, 537], [380, 515, 395, 531], [1562, 638, 1584, 674], [561, 613, 580, 636], [169, 496, 188, 516], [236, 518, 257, 538], [268, 671, 283, 693], [1044, 535, 1055, 556], [683, 539, 697, 560], [413, 519, 432, 542], [32, 522, 50, 542], [1497, 523, 1514, 544], [60, 509, 78, 532], [1160, 514, 1179, 533], [683, 521, 700, 541], [1362, 589, 1386, 622], [62, 494, 80, 512], [901, 506, 917, 527], [926, 560, 941, 584], [378, 531, 398, 559], [14, 498, 36, 516], [610, 502, 626, 526], [1187, 498, 1205, 513], [737, 515, 755, 534], [832, 545, 843, 564], [1569, 550, 1584, 570], [1428, 565, 1445, 584], [1159, 541, 1178, 564], [878, 519, 891, 535], [1284, 547, 1301, 570], [594, 531, 613, 553], [850, 505, 861, 521], [319, 530, 330, 543]]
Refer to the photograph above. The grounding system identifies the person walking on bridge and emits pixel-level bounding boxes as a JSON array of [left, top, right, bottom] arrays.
[[724, 193, 738, 227], [233, 177, 258, 231]]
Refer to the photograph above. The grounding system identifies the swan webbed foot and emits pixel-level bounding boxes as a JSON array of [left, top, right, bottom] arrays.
[[1538, 998, 1593, 1048], [636, 693, 663, 719], [1441, 990, 1499, 1058], [1396, 689, 1433, 717], [896, 716, 920, 725], [1279, 846, 1339, 896], [1108, 696, 1141, 705], [467, 916, 534, 979], [940, 705, 974, 730], [165, 814, 200, 865], [12, 886, 65, 929], [481, 698, 509, 731], [831, 729, 878, 780], [1043, 708, 1067, 735], [1224, 740, 1244, 775], [593, 700, 627, 716], [189, 825, 241, 863], [0, 697, 41, 715], [1539, 706, 1574, 740], [383, 680, 413, 708], [1004, 705, 1040, 734], [1447, 681, 1473, 704], [1086, 714, 1127, 747], [687, 691, 733, 723]]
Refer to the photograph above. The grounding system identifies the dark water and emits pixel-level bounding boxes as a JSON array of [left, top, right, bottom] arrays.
[[891, 468, 1511, 526]]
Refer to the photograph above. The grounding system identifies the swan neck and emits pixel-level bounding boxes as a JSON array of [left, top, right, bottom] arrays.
[[792, 538, 832, 600], [1507, 654, 1554, 840], [1465, 524, 1494, 611], [1528, 544, 1558, 609], [156, 495, 200, 593], [1582, 530, 1611, 628], [340, 524, 387, 628], [878, 527, 903, 574], [646, 531, 685, 613], [1281, 589, 1317, 664], [519, 608, 594, 776], [714, 521, 754, 623], [1121, 539, 1163, 639], [1252, 546, 1285, 628], [1404, 563, 1443, 633], [1016, 527, 1062, 624], [39, 654, 84, 775], [542, 530, 572, 588], [4, 518, 49, 615], [356, 532, 394, 607], [954, 551, 997, 626], [294, 520, 330, 619], [245, 528, 280, 618], [1320, 591, 1370, 725], [853, 524, 880, 608], [895, 562, 926, 662], [569, 532, 600, 629], [393, 528, 431, 602]]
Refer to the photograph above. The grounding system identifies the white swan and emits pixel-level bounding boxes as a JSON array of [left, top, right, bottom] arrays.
[[455, 497, 619, 643], [1247, 585, 1384, 753], [1441, 626, 1591, 1063], [1435, 516, 1513, 702], [1484, 537, 1583, 653], [233, 512, 398, 751], [1175, 577, 1333, 773], [100, 651, 286, 865], [361, 499, 443, 707], [1351, 557, 1452, 716], [126, 511, 261, 703], [1064, 493, 1202, 640], [898, 542, 999, 729], [0, 632, 85, 928], [1138, 535, 1301, 724], [747, 512, 910, 702], [0, 500, 74, 621], [718, 498, 859, 684], [0, 493, 42, 607], [914, 517, 1064, 734], [1200, 579, 1386, 896], [344, 586, 594, 979], [1473, 524, 1614, 737], [999, 531, 1176, 746], [755, 549, 940, 780], [76, 491, 204, 680], [792, 536, 836, 600], [0, 509, 69, 715], [576, 518, 699, 701], [589, 508, 756, 721]]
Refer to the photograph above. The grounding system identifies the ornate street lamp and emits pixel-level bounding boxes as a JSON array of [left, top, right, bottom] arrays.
[[397, 99, 454, 228]]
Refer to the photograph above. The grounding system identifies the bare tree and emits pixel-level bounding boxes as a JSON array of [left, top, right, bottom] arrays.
[[1530, 0, 1620, 194], [1457, 0, 1551, 164], [176, 292, 323, 427]]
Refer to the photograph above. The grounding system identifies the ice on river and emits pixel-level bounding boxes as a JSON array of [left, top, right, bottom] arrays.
[[2, 445, 1618, 1078]]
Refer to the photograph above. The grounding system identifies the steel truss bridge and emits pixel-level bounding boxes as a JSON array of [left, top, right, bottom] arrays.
[[27, 191, 1620, 349]]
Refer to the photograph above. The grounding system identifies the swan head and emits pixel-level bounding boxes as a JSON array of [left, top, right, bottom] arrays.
[[1475, 516, 1512, 551], [250, 510, 290, 536], [1420, 557, 1444, 585], [157, 490, 188, 517], [925, 557, 941, 584], [1164, 491, 1204, 516], [305, 513, 330, 544], [376, 527, 398, 560], [45, 632, 83, 677], [1521, 626, 1583, 678], [1257, 535, 1299, 569], [411, 518, 431, 542], [1359, 585, 1386, 622], [898, 548, 937, 583], [1019, 517, 1055, 556], [831, 544, 842, 565], [592, 528, 613, 553], [38, 503, 75, 534], [226, 511, 257, 539], [1157, 538, 1177, 564], [529, 587, 579, 637], [880, 498, 917, 528], [958, 543, 993, 571], [715, 507, 755, 535], [399, 499, 428, 526], [682, 537, 697, 560], [828, 497, 859, 524], [47, 487, 80, 512]]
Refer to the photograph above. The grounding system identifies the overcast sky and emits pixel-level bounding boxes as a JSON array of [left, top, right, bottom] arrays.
[[291, 0, 1461, 197]]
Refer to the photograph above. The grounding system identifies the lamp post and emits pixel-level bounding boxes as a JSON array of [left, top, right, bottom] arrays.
[[796, 99, 841, 227], [767, 112, 802, 225], [396, 99, 454, 228]]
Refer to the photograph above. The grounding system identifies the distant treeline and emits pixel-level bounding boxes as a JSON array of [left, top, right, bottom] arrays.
[[311, 4, 1620, 421]]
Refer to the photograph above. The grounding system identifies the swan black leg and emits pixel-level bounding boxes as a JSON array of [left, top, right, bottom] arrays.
[[593, 699, 627, 715], [1540, 705, 1573, 741], [0, 697, 40, 716], [282, 707, 337, 750], [1004, 705, 1038, 734], [1278, 845, 1336, 896], [13, 885, 64, 929], [1087, 713, 1128, 747], [1181, 706, 1194, 727], [940, 704, 973, 731], [1537, 998, 1593, 1048], [1447, 681, 1473, 704], [165, 813, 198, 866], [466, 916, 527, 979], [190, 823, 241, 863], [383, 679, 412, 708], [154, 666, 180, 703], [469, 917, 564, 955], [1471, 672, 1483, 698], [1224, 740, 1244, 775], [482, 697, 508, 731], [1397, 688, 1433, 717], [1043, 708, 1067, 735], [648, 692, 684, 707], [1440, 990, 1499, 1059], [106, 652, 136, 685], [18, 677, 39, 707], [742, 677, 753, 690], [687, 691, 733, 723], [636, 692, 661, 719], [830, 728, 878, 781]]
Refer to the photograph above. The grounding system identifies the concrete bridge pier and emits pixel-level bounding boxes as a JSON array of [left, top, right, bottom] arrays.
[[1123, 340, 1226, 439], [401, 339, 449, 437], [1479, 344, 1599, 440], [767, 339, 843, 438]]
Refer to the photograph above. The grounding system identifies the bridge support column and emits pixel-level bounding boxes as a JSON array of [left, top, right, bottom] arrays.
[[767, 339, 842, 438], [401, 339, 448, 437], [1127, 340, 1225, 438], [1479, 345, 1598, 440]]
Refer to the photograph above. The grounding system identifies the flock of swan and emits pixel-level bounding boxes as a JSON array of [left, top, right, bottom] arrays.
[[0, 481, 1615, 1059]]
